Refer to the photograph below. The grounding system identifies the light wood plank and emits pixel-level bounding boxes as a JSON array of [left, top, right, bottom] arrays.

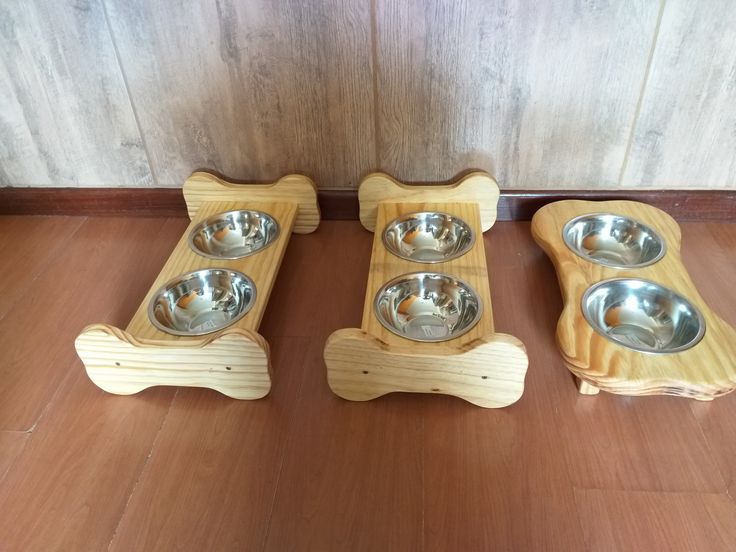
[[125, 201, 297, 340], [326, 189, 528, 407], [532, 200, 736, 398], [183, 171, 319, 233], [358, 172, 499, 232], [0, 1, 152, 186], [362, 202, 495, 347], [104, 0, 374, 188], [622, 0, 736, 188], [374, 0, 660, 188], [76, 324, 270, 400]]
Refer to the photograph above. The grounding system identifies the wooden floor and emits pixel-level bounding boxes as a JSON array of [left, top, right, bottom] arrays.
[[0, 216, 735, 551]]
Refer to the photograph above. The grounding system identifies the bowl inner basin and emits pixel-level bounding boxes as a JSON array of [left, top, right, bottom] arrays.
[[382, 212, 474, 263], [562, 213, 665, 268], [189, 209, 279, 259], [582, 278, 705, 354], [148, 269, 256, 336], [374, 272, 482, 342]]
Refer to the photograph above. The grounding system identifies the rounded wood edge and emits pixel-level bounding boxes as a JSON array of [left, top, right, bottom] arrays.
[[75, 323, 272, 399], [183, 171, 321, 233], [323, 328, 385, 401], [357, 171, 499, 232]]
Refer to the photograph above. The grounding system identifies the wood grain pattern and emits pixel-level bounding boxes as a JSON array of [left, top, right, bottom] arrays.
[[575, 489, 736, 551], [0, 366, 174, 551], [103, 0, 374, 188], [124, 200, 296, 340], [265, 344, 425, 552], [75, 197, 300, 399], [108, 338, 310, 550], [76, 324, 270, 400], [532, 200, 736, 398], [361, 203, 495, 348], [358, 172, 500, 232], [0, 216, 184, 431], [0, 1, 152, 187], [622, 0, 736, 189], [326, 176, 528, 408], [183, 172, 319, 233], [2, 217, 736, 549], [374, 0, 660, 188], [325, 328, 527, 408], [0, 215, 85, 318]]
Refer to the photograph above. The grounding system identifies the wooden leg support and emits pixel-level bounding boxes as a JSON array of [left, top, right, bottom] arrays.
[[75, 324, 271, 399], [576, 377, 601, 396], [324, 329, 528, 408]]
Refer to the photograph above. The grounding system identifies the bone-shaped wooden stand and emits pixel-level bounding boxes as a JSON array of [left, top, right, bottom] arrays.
[[324, 172, 529, 408], [75, 172, 319, 399], [532, 199, 736, 400]]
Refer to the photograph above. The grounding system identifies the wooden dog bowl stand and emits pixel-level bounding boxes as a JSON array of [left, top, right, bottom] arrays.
[[75, 171, 319, 399], [532, 199, 736, 400], [324, 172, 529, 408]]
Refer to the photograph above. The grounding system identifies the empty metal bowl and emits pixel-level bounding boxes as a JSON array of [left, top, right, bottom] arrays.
[[382, 212, 474, 263], [188, 209, 279, 259], [582, 278, 705, 354], [374, 272, 482, 342], [148, 269, 256, 336], [562, 213, 665, 268]]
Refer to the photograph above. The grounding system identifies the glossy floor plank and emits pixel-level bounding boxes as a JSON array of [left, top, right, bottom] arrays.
[[575, 489, 736, 551], [0, 216, 735, 551], [110, 338, 311, 551]]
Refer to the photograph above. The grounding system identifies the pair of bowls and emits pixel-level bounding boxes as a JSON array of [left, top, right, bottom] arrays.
[[148, 210, 279, 336], [374, 212, 482, 342], [563, 214, 705, 354]]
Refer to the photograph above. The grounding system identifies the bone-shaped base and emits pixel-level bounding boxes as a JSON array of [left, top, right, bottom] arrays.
[[324, 329, 528, 408], [75, 324, 271, 399]]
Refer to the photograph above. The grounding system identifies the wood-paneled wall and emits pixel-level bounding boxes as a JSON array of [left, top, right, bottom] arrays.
[[1, 0, 735, 190]]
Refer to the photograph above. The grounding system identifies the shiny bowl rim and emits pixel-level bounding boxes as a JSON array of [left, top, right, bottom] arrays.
[[147, 267, 257, 336], [187, 209, 280, 260], [381, 211, 476, 264], [581, 277, 706, 355], [562, 212, 667, 269], [373, 270, 483, 342]]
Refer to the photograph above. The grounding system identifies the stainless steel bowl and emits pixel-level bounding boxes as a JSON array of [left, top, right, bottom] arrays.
[[188, 209, 279, 259], [374, 272, 482, 342], [582, 278, 705, 354], [382, 212, 474, 263], [148, 269, 256, 336], [563, 213, 665, 268]]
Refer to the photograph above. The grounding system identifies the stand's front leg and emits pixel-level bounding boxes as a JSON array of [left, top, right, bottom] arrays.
[[75, 324, 271, 399], [324, 328, 528, 408]]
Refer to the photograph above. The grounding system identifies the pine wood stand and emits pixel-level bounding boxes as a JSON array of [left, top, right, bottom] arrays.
[[532, 199, 736, 400], [75, 171, 319, 399], [324, 172, 529, 408]]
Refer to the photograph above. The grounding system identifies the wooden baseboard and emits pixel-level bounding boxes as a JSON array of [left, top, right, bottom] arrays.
[[1, 187, 734, 221]]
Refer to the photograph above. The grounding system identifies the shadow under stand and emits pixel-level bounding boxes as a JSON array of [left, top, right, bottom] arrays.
[[324, 172, 529, 408], [532, 199, 736, 400], [75, 171, 319, 399]]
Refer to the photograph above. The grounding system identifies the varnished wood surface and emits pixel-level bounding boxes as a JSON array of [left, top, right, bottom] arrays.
[[1, 216, 736, 550], [532, 200, 736, 398]]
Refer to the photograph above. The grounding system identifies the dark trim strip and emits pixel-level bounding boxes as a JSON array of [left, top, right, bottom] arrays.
[[1, 187, 734, 221]]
